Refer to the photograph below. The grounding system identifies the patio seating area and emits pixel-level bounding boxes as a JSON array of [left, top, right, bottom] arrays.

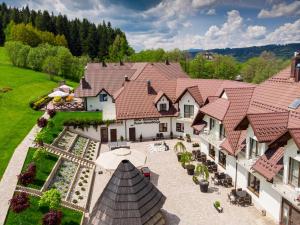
[[90, 139, 276, 225], [228, 188, 252, 206]]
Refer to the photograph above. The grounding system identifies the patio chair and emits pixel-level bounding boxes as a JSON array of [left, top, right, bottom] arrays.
[[231, 189, 237, 197], [237, 188, 242, 192], [156, 133, 160, 140], [237, 197, 245, 207]]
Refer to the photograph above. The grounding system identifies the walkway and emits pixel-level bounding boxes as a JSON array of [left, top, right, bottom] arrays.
[[90, 140, 276, 225], [0, 113, 48, 225]]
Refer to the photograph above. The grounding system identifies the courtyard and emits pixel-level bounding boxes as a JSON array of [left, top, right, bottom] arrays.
[[90, 139, 276, 225]]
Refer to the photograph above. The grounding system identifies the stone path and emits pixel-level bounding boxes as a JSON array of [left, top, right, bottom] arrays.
[[0, 113, 48, 225]]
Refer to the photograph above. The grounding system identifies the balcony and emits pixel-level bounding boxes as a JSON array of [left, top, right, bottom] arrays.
[[177, 114, 195, 123], [237, 153, 259, 171], [272, 177, 300, 211], [199, 129, 223, 148]]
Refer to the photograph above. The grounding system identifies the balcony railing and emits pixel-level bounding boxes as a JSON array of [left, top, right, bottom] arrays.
[[199, 129, 223, 148]]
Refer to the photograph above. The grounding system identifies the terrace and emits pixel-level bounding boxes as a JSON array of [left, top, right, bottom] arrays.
[[90, 139, 276, 225]]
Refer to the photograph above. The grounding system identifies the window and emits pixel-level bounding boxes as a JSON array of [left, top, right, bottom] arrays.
[[249, 138, 259, 158], [209, 118, 215, 130], [99, 93, 108, 102], [209, 144, 215, 159], [218, 151, 226, 168], [159, 103, 167, 111], [176, 123, 184, 132], [159, 123, 168, 132], [248, 173, 260, 196], [289, 158, 300, 187], [184, 105, 194, 118], [219, 124, 226, 140]]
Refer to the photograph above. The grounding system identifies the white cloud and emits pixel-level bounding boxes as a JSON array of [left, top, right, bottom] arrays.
[[258, 1, 300, 18], [192, 0, 217, 8], [206, 8, 216, 15], [246, 25, 267, 39]]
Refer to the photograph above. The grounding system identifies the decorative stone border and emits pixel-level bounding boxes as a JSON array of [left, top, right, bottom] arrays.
[[41, 156, 63, 192]]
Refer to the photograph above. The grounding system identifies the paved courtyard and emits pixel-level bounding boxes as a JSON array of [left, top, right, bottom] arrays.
[[90, 140, 276, 225]]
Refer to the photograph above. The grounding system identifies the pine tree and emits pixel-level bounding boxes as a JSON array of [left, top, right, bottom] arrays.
[[69, 19, 82, 56], [87, 24, 98, 59]]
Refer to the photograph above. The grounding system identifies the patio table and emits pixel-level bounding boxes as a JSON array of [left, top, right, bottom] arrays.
[[236, 190, 247, 198]]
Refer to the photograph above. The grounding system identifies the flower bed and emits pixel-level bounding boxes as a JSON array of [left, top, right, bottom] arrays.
[[70, 136, 88, 156], [83, 140, 100, 161], [68, 167, 93, 208], [53, 131, 77, 150], [48, 160, 78, 199]]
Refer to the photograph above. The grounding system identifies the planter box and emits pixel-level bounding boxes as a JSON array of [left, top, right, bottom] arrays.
[[214, 204, 223, 213], [199, 180, 209, 193], [186, 165, 195, 175]]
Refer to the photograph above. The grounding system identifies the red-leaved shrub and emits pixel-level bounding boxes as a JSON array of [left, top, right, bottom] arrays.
[[10, 192, 30, 213], [18, 162, 36, 186], [43, 210, 63, 225], [37, 117, 48, 128], [47, 109, 56, 118]]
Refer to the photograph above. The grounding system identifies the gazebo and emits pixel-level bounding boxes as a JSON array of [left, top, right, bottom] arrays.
[[88, 160, 166, 225]]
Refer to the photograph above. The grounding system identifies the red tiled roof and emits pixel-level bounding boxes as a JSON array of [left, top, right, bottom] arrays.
[[220, 87, 255, 155], [176, 85, 204, 106], [115, 81, 178, 120], [252, 147, 284, 181], [192, 121, 207, 132], [199, 98, 229, 121]]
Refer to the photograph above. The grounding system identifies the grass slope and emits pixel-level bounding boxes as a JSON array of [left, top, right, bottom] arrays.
[[5, 195, 82, 225], [0, 47, 77, 180], [21, 148, 58, 189]]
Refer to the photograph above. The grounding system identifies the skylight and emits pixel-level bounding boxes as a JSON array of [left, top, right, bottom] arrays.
[[289, 98, 300, 109]]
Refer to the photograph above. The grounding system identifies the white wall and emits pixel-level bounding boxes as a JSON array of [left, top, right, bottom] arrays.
[[125, 117, 172, 140], [245, 126, 268, 159], [226, 154, 237, 181], [283, 139, 299, 184], [108, 122, 126, 141], [178, 92, 199, 119], [86, 90, 116, 120], [69, 126, 100, 141]]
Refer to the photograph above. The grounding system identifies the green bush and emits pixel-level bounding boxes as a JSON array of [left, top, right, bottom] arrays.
[[29, 95, 52, 110], [39, 189, 61, 210]]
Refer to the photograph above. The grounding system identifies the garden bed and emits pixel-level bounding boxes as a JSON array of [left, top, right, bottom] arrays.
[[48, 160, 78, 199], [21, 148, 58, 190], [70, 136, 88, 156], [5, 195, 82, 225], [83, 140, 100, 161], [53, 130, 77, 150], [68, 167, 93, 208]]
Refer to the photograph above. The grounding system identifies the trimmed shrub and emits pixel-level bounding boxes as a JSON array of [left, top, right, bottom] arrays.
[[30, 95, 52, 110], [37, 117, 48, 128], [39, 189, 61, 210], [18, 162, 36, 186], [9, 192, 30, 213], [42, 210, 62, 225], [47, 109, 56, 118]]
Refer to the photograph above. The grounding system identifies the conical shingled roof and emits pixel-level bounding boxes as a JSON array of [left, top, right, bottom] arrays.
[[89, 160, 166, 225]]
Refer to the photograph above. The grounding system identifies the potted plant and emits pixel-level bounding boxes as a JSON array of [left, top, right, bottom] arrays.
[[173, 141, 186, 162], [170, 131, 173, 139], [180, 151, 195, 175], [186, 134, 191, 142], [139, 134, 143, 142], [213, 201, 223, 213], [120, 136, 124, 142], [192, 175, 199, 185], [195, 164, 209, 192]]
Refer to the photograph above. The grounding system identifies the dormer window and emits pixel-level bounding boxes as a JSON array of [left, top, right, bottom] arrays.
[[99, 93, 108, 102], [159, 103, 167, 111], [184, 105, 194, 118]]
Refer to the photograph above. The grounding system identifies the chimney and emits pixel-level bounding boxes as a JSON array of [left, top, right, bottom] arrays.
[[165, 58, 170, 65], [291, 51, 300, 80], [235, 74, 243, 82], [81, 77, 91, 89], [147, 80, 151, 94], [124, 75, 129, 82], [295, 63, 300, 82], [102, 60, 107, 67], [120, 60, 124, 66]]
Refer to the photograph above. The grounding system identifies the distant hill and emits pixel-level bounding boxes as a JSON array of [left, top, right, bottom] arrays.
[[188, 43, 300, 61]]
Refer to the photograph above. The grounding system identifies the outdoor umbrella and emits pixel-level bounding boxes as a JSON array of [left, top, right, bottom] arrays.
[[59, 84, 74, 92], [48, 90, 69, 98], [95, 148, 147, 170]]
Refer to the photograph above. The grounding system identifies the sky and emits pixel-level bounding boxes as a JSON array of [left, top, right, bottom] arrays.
[[4, 0, 300, 51]]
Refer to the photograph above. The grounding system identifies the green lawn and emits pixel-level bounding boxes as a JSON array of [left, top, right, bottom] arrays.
[[21, 148, 58, 190], [0, 47, 77, 180], [41, 111, 102, 144], [5, 195, 82, 225]]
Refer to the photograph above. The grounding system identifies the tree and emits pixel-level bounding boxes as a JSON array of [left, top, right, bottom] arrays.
[[16, 44, 30, 67], [10, 23, 41, 47], [27, 46, 48, 70], [69, 19, 82, 56], [4, 41, 24, 65], [86, 24, 98, 59], [56, 47, 73, 79], [42, 56, 60, 80], [0, 20, 5, 45], [9, 192, 30, 213], [39, 189, 61, 210], [108, 34, 127, 62], [43, 210, 62, 225], [212, 55, 239, 80]]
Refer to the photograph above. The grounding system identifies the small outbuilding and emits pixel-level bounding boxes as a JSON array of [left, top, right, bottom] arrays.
[[88, 160, 166, 225]]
